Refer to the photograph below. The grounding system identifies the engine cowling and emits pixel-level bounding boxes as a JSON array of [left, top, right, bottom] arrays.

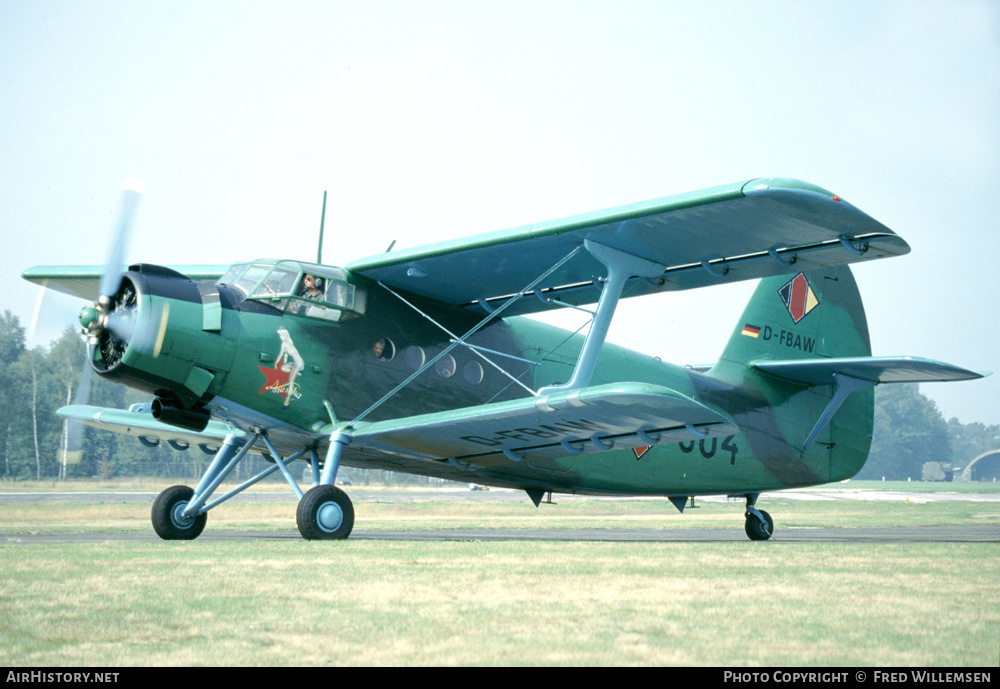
[[83, 264, 238, 416]]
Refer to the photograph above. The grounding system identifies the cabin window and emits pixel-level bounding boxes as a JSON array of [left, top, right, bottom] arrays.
[[374, 337, 395, 361], [463, 360, 484, 385], [435, 354, 457, 378], [404, 346, 425, 370]]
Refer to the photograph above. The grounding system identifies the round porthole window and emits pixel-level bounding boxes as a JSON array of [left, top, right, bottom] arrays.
[[404, 345, 425, 370], [373, 337, 395, 361], [435, 354, 456, 378], [463, 360, 484, 385]]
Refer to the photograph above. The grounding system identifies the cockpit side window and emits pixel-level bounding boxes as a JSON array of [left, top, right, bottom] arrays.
[[218, 263, 250, 289], [232, 264, 273, 296], [326, 280, 356, 311], [297, 273, 326, 301], [250, 266, 298, 299], [219, 260, 367, 321]]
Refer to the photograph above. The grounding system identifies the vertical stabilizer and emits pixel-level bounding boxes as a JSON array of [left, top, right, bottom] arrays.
[[708, 264, 875, 481], [717, 264, 871, 369]]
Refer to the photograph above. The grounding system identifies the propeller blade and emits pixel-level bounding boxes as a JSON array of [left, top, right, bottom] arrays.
[[60, 349, 94, 466], [105, 303, 136, 342], [98, 180, 146, 301], [27, 279, 48, 342]]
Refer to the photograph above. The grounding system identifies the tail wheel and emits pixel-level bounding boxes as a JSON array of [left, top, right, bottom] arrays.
[[152, 485, 207, 540], [745, 508, 774, 541], [297, 485, 354, 540]]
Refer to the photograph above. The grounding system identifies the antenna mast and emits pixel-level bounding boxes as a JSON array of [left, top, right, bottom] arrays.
[[317, 190, 328, 264]]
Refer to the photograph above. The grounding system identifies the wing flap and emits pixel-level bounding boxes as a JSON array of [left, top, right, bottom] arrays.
[[347, 178, 909, 316], [344, 382, 737, 466]]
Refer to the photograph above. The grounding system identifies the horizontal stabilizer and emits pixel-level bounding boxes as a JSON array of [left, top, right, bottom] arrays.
[[754, 356, 988, 386], [752, 357, 989, 450], [57, 405, 242, 449], [343, 382, 738, 467]]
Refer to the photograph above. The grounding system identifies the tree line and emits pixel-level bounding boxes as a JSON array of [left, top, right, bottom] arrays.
[[0, 310, 995, 482], [0, 310, 253, 482]]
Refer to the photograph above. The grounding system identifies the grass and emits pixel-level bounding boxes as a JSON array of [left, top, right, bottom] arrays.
[[1, 540, 996, 666], [0, 486, 998, 666]]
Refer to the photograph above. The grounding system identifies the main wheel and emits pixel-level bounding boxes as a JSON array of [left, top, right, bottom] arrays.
[[297, 485, 354, 540], [744, 508, 774, 541], [152, 485, 207, 540]]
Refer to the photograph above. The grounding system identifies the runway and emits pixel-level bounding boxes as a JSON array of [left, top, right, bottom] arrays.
[[4, 525, 1000, 544], [3, 488, 999, 544], [4, 486, 1000, 504]]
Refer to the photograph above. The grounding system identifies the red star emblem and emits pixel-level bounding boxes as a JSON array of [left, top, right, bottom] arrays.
[[258, 364, 292, 395]]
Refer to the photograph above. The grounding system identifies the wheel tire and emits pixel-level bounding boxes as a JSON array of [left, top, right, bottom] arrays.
[[744, 509, 774, 541], [297, 485, 354, 540], [152, 485, 207, 540]]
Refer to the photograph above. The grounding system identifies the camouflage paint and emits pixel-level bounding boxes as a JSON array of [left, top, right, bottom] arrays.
[[95, 259, 875, 499]]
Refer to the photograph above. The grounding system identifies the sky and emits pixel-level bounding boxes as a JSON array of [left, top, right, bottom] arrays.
[[1, 0, 998, 426]]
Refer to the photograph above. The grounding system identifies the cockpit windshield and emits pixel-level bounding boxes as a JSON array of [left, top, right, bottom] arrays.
[[218, 260, 366, 321]]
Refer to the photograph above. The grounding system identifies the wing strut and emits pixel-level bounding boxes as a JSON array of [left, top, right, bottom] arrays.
[[377, 279, 537, 396], [802, 373, 873, 451], [538, 240, 663, 395], [347, 245, 583, 427]]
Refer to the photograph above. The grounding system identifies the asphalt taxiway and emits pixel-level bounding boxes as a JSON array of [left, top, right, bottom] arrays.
[[2, 487, 998, 544]]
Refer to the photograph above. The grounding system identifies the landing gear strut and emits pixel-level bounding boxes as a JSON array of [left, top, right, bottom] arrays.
[[744, 493, 773, 541], [149, 431, 334, 541]]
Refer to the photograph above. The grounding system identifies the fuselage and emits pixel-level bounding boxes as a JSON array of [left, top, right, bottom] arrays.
[[97, 260, 874, 498]]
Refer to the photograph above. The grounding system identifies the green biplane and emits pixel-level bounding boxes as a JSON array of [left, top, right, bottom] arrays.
[[22, 178, 987, 541]]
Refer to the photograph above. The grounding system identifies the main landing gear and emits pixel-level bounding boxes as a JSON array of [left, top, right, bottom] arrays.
[[743, 493, 773, 541], [296, 485, 354, 540], [150, 431, 356, 542], [151, 485, 207, 540]]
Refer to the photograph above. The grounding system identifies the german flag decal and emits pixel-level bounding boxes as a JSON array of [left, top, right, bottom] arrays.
[[741, 324, 761, 338], [777, 273, 819, 323]]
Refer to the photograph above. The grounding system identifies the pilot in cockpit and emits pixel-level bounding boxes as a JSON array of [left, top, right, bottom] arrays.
[[301, 274, 324, 301]]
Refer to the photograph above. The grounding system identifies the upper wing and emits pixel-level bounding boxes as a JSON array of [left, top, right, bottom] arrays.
[[342, 382, 738, 467], [21, 265, 229, 301], [347, 178, 910, 316]]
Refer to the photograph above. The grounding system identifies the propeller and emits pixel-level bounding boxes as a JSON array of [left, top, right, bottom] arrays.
[[78, 180, 145, 366], [57, 180, 146, 470], [98, 179, 145, 303]]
